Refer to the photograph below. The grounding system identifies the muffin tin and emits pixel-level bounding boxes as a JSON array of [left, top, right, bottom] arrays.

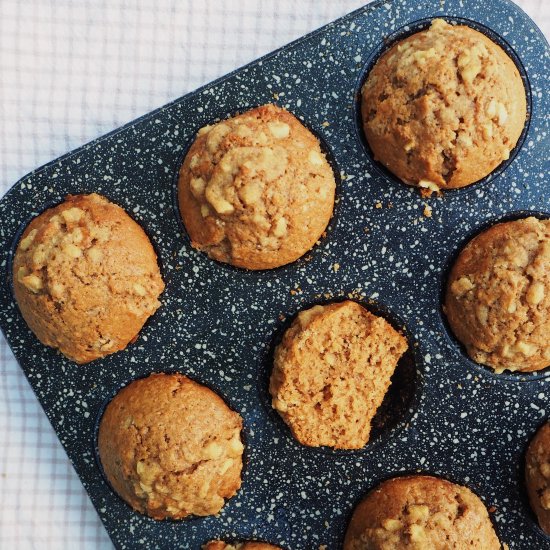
[[0, 0, 548, 547]]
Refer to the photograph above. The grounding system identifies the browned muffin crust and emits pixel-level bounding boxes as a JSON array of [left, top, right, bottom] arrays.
[[444, 217, 550, 373], [12, 193, 164, 363], [270, 301, 407, 449], [526, 421, 550, 534], [361, 19, 526, 192], [203, 541, 282, 550], [98, 373, 244, 520], [178, 103, 336, 270], [344, 475, 500, 549]]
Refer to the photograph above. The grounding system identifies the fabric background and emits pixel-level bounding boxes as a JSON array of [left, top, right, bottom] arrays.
[[0, 1, 548, 548]]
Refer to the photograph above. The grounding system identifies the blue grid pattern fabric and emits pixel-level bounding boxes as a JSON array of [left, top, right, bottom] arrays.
[[0, 1, 548, 548]]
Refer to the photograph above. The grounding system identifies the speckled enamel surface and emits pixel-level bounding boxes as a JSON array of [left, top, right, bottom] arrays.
[[0, 0, 548, 548]]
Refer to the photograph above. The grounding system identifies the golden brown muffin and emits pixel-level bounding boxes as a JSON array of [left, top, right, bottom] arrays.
[[344, 475, 500, 549], [270, 301, 408, 449], [98, 373, 244, 520], [204, 541, 282, 550], [526, 421, 550, 534], [444, 217, 550, 373], [178, 104, 336, 270], [12, 193, 164, 364], [361, 18, 526, 193]]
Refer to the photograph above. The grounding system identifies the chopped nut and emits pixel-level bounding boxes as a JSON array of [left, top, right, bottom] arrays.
[[189, 154, 200, 169], [514, 341, 537, 357], [219, 458, 234, 475], [228, 436, 244, 457], [272, 397, 288, 412], [63, 243, 82, 259], [189, 177, 206, 198], [50, 282, 64, 299], [404, 140, 415, 152], [240, 181, 263, 206], [451, 276, 474, 296], [202, 441, 223, 460], [541, 488, 550, 510], [526, 281, 544, 305], [408, 504, 430, 521], [32, 246, 47, 268], [482, 123, 493, 140], [205, 180, 235, 214], [540, 463, 550, 479], [476, 304, 489, 326], [308, 150, 324, 166], [457, 50, 482, 83], [16, 266, 28, 283], [409, 524, 427, 543], [19, 229, 37, 251], [382, 518, 402, 531], [133, 283, 147, 297], [61, 207, 84, 223], [21, 273, 43, 293], [267, 121, 290, 139], [418, 179, 441, 194], [272, 217, 288, 237], [87, 247, 103, 263], [206, 123, 231, 153], [497, 102, 508, 125], [200, 205, 210, 218]]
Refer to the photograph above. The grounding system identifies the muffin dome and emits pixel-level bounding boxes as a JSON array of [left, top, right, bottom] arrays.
[[178, 104, 336, 269], [270, 301, 407, 449], [13, 193, 164, 363], [98, 373, 244, 520], [344, 475, 500, 549], [361, 19, 526, 192], [445, 217, 550, 372]]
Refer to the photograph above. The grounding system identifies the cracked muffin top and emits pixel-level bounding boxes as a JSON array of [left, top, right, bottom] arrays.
[[361, 18, 526, 193], [526, 421, 550, 535], [444, 217, 550, 373], [98, 373, 244, 520], [178, 103, 336, 270], [344, 475, 500, 550], [12, 193, 164, 363], [270, 301, 407, 449], [203, 541, 282, 550]]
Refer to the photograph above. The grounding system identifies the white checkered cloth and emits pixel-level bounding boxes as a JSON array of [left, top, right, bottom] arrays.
[[1, 1, 548, 548]]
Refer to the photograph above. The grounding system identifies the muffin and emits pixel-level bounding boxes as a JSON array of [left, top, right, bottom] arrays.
[[525, 421, 550, 534], [12, 193, 164, 363], [344, 475, 500, 549], [361, 18, 526, 193], [98, 373, 244, 520], [204, 542, 282, 550], [178, 104, 336, 270], [444, 217, 550, 373], [270, 301, 408, 449]]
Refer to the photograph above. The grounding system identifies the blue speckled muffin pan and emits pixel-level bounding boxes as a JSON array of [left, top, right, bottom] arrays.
[[0, 0, 549, 548]]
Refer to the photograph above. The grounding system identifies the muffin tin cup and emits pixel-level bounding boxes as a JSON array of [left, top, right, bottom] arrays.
[[438, 209, 550, 383], [91, 370, 251, 524], [353, 15, 533, 196], [171, 103, 344, 277], [258, 293, 423, 457], [0, 0, 548, 548]]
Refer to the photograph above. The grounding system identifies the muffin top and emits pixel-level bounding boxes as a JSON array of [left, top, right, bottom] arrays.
[[344, 475, 500, 550], [270, 301, 407, 449], [526, 421, 550, 535], [204, 541, 282, 550], [178, 104, 336, 270], [98, 373, 244, 520], [361, 18, 526, 192], [444, 217, 550, 373], [12, 193, 164, 363]]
